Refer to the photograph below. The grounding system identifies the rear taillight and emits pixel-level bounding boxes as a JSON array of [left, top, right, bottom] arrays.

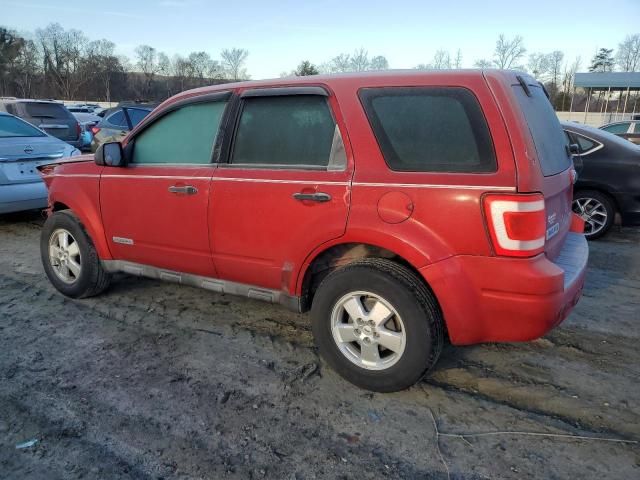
[[76, 122, 81, 138], [90, 126, 101, 135], [483, 193, 546, 257]]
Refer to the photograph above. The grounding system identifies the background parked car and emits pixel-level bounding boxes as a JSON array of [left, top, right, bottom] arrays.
[[0, 98, 82, 150], [599, 120, 640, 145], [71, 111, 102, 151], [563, 121, 640, 239], [90, 104, 155, 152], [0, 112, 80, 214]]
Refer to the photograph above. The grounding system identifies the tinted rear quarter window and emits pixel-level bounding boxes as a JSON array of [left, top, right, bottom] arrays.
[[512, 85, 571, 176], [359, 87, 496, 173], [23, 102, 69, 120]]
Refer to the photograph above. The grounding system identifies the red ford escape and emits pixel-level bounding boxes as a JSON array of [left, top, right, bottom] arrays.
[[38, 70, 588, 392]]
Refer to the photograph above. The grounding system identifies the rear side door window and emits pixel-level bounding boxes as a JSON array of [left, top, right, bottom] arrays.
[[132, 101, 227, 165], [106, 111, 127, 128], [358, 87, 497, 173], [230, 95, 343, 169]]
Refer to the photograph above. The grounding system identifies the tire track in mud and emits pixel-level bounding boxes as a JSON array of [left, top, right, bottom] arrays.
[[0, 272, 450, 479], [1, 269, 637, 443]]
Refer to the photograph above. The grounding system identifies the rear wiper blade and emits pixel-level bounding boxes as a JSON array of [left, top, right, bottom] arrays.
[[516, 75, 532, 97]]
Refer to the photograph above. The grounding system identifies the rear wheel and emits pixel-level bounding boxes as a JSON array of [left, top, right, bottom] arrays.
[[572, 190, 615, 240], [40, 210, 111, 298], [311, 258, 444, 392]]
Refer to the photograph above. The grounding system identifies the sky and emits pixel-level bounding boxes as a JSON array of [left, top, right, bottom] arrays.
[[1, 0, 639, 79]]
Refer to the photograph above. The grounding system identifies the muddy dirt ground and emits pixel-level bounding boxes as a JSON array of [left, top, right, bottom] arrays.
[[0, 211, 638, 480]]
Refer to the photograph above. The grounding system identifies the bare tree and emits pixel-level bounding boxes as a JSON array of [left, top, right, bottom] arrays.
[[453, 49, 463, 69], [548, 50, 564, 88], [527, 52, 550, 79], [473, 59, 493, 68], [170, 54, 189, 92], [135, 44, 161, 97], [328, 53, 351, 73], [221, 48, 248, 80], [10, 38, 40, 98], [36, 23, 93, 99], [350, 48, 370, 71], [370, 55, 389, 70], [85, 39, 121, 102], [616, 34, 640, 72], [432, 50, 451, 69], [493, 34, 526, 69]]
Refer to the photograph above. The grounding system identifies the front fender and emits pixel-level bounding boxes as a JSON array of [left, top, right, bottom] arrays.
[[45, 168, 111, 260]]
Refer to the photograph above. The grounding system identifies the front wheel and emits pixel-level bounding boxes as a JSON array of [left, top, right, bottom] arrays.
[[311, 258, 444, 392], [40, 210, 111, 298]]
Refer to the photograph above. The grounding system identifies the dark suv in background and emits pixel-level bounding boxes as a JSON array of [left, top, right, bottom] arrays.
[[90, 104, 155, 152], [0, 98, 81, 149]]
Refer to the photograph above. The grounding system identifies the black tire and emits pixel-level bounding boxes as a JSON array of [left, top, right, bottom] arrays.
[[40, 210, 111, 298], [572, 190, 615, 240], [311, 258, 444, 392]]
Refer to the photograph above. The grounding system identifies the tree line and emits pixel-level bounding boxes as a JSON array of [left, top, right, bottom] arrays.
[[0, 23, 249, 102], [1, 23, 639, 109]]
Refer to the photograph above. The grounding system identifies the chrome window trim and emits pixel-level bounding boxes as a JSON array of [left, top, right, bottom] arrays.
[[564, 129, 605, 156]]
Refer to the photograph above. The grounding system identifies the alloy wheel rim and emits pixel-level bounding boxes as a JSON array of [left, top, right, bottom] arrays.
[[48, 228, 82, 284], [572, 198, 608, 236], [330, 291, 406, 371]]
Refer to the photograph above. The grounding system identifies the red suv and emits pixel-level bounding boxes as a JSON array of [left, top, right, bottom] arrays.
[[38, 71, 588, 392]]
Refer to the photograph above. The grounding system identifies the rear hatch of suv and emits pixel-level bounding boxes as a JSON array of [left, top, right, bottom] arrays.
[[19, 101, 79, 143], [510, 77, 574, 260]]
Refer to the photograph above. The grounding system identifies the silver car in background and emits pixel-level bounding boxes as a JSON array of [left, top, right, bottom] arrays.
[[0, 112, 80, 214]]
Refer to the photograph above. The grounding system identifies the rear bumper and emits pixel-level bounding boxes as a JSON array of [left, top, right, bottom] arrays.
[[0, 182, 48, 214], [420, 233, 588, 345]]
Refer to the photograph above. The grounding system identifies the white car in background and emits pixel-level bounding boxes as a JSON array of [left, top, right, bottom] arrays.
[[0, 112, 80, 214]]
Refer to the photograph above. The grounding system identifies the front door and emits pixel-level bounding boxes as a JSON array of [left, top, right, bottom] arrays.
[[100, 96, 229, 277], [210, 89, 353, 290]]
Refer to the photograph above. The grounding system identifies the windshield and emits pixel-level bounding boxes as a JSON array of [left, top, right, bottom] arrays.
[[0, 115, 46, 138]]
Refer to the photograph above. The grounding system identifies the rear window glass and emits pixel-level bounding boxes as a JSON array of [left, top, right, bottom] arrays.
[[0, 115, 45, 138], [23, 102, 69, 119], [512, 84, 571, 176], [359, 87, 496, 173]]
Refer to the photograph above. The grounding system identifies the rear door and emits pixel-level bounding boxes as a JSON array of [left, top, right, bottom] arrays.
[[209, 88, 352, 290], [511, 80, 574, 259], [21, 102, 77, 142], [100, 94, 229, 277]]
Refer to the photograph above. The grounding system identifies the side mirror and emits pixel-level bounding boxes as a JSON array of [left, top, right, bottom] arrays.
[[95, 142, 125, 167], [569, 144, 580, 155]]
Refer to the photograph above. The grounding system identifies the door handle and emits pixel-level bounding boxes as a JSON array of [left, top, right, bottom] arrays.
[[292, 192, 331, 202], [168, 185, 198, 195]]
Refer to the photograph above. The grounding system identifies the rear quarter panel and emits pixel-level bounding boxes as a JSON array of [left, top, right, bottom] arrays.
[[329, 72, 517, 265]]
